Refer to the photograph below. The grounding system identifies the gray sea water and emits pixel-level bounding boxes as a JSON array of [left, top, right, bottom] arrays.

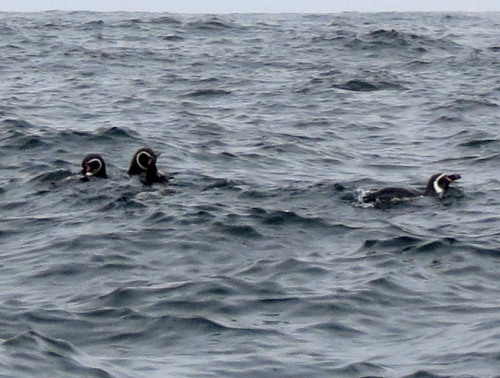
[[0, 11, 499, 377]]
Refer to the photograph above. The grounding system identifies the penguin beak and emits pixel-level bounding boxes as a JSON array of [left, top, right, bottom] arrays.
[[446, 174, 461, 182], [85, 164, 93, 176]]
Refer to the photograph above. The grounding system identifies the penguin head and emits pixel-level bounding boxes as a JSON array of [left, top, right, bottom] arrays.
[[127, 147, 158, 176], [81, 154, 108, 179], [426, 173, 461, 197]]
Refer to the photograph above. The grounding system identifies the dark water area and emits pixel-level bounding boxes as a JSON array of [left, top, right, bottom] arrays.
[[0, 11, 499, 377]]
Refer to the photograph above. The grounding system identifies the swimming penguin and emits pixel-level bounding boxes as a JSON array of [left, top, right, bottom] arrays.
[[362, 173, 461, 203], [127, 147, 167, 185], [80, 154, 108, 181]]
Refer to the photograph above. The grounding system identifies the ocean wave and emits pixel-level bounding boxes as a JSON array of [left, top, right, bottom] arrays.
[[329, 362, 387, 376], [150, 15, 183, 26], [304, 320, 364, 336], [160, 34, 184, 42], [1, 121, 138, 155], [1, 330, 118, 378], [358, 235, 498, 257], [333, 78, 405, 92], [1, 11, 499, 377], [457, 138, 499, 148], [186, 17, 243, 32], [201, 177, 245, 191], [184, 88, 232, 97], [211, 221, 263, 238], [29, 169, 74, 183], [470, 153, 500, 164], [344, 27, 456, 54], [1, 118, 37, 129], [248, 208, 346, 233], [434, 97, 499, 112]]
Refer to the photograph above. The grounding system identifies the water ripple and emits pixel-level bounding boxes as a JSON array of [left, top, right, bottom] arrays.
[[0, 11, 499, 378]]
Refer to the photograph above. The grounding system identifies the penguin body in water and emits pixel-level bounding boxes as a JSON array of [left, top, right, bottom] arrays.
[[362, 173, 461, 204]]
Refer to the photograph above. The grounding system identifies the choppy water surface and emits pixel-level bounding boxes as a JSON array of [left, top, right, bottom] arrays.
[[0, 11, 499, 377]]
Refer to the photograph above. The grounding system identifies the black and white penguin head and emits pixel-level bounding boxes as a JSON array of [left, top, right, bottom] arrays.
[[81, 154, 108, 179], [425, 173, 461, 197], [127, 147, 158, 176]]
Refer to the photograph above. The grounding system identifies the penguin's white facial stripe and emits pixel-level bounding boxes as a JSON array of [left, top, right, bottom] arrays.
[[136, 151, 154, 171], [433, 173, 446, 196], [85, 158, 102, 176]]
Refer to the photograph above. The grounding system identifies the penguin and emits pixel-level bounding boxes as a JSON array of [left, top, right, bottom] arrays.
[[127, 147, 168, 185], [362, 173, 461, 204], [80, 154, 108, 182]]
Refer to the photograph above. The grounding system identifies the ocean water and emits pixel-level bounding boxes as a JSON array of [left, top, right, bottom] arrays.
[[0, 10, 499, 377]]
